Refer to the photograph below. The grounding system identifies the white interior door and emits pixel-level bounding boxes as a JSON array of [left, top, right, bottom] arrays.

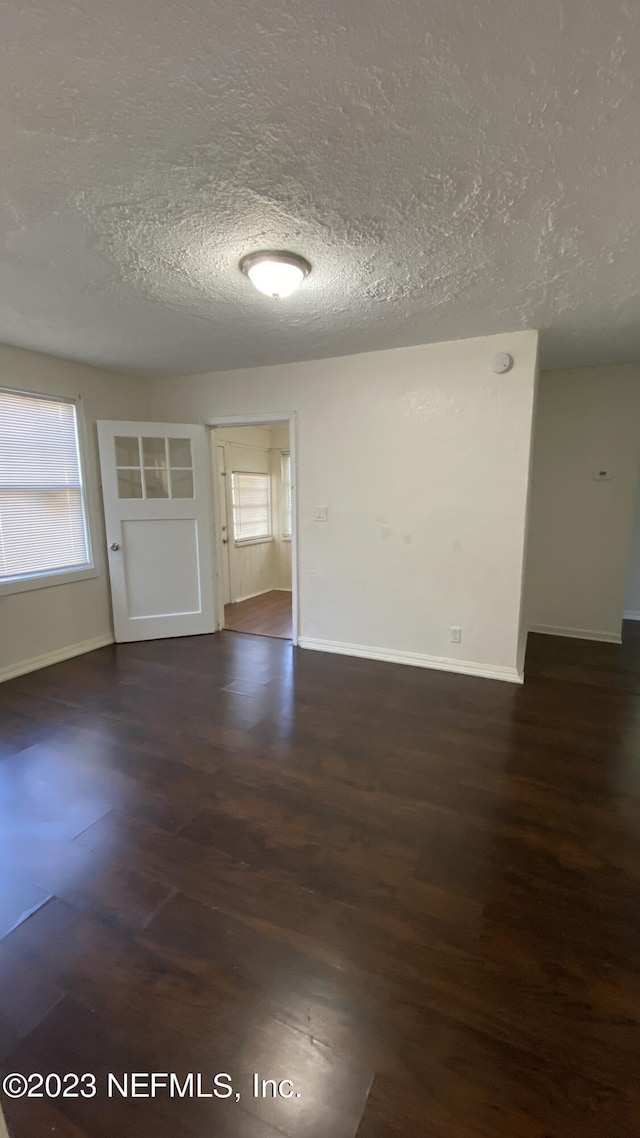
[[97, 421, 215, 643]]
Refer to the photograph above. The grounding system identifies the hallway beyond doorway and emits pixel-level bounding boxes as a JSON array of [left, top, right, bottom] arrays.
[[224, 589, 292, 639], [209, 418, 295, 643]]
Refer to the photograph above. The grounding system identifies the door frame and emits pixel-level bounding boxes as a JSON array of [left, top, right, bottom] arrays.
[[214, 442, 231, 606], [206, 412, 299, 646]]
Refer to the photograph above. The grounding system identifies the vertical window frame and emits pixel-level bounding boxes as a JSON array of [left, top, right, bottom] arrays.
[[0, 386, 97, 597], [281, 451, 292, 540]]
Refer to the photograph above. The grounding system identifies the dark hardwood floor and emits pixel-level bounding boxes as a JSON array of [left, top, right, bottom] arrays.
[[2, 625, 640, 1136], [224, 590, 292, 639]]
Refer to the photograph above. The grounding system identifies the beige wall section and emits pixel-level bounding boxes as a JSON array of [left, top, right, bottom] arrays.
[[0, 343, 149, 680], [214, 426, 273, 449], [624, 486, 640, 618], [516, 346, 541, 675], [526, 363, 640, 642], [150, 330, 538, 681]]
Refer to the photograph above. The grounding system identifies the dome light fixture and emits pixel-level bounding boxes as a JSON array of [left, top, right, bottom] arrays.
[[240, 250, 311, 299]]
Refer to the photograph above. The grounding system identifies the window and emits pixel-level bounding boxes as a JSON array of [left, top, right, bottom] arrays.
[[0, 389, 93, 593], [281, 451, 292, 538], [231, 471, 272, 542], [113, 434, 194, 499]]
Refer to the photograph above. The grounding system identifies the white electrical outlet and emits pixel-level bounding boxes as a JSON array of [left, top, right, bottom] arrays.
[[450, 626, 462, 644], [313, 506, 328, 521]]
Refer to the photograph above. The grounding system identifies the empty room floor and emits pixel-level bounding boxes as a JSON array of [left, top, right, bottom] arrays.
[[1, 627, 640, 1136], [224, 589, 292, 639]]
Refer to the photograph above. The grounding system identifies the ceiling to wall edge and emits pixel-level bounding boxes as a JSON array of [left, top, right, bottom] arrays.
[[6, 327, 640, 383]]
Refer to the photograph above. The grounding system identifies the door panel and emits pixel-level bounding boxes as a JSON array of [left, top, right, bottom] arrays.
[[121, 518, 201, 619], [97, 421, 215, 643]]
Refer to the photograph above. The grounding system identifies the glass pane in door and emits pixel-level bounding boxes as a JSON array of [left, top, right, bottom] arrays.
[[168, 437, 192, 468], [117, 469, 143, 499], [144, 467, 169, 498]]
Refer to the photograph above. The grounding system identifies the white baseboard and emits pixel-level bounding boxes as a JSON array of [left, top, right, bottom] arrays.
[[0, 633, 115, 684], [231, 587, 292, 603], [297, 636, 523, 684], [624, 610, 640, 621], [230, 589, 273, 604], [528, 623, 622, 644]]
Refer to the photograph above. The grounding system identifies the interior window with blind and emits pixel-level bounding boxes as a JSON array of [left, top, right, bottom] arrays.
[[0, 389, 92, 591], [281, 452, 292, 538], [231, 471, 272, 542]]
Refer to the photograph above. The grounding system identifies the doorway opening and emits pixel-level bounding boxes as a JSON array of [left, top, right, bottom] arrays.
[[208, 416, 296, 642]]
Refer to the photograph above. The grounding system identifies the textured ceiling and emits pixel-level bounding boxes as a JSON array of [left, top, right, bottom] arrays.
[[1, 0, 639, 376]]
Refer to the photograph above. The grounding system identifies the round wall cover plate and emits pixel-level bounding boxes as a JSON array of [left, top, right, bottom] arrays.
[[491, 352, 513, 374]]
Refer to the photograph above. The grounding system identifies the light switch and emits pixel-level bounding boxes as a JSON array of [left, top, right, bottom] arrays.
[[313, 506, 328, 521], [593, 468, 612, 481]]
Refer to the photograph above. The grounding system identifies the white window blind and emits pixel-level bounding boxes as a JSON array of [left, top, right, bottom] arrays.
[[231, 471, 272, 541], [281, 452, 292, 537], [0, 390, 91, 582]]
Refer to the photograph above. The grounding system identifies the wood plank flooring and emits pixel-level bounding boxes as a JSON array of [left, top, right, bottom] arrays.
[[1, 626, 640, 1135], [224, 589, 292, 639]]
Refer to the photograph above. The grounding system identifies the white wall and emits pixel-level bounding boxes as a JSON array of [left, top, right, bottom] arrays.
[[149, 330, 539, 681], [0, 343, 149, 680], [625, 486, 640, 618], [214, 426, 273, 449], [526, 363, 640, 642], [517, 349, 541, 674]]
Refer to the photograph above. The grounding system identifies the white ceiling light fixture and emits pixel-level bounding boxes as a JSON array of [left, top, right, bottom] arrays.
[[240, 251, 311, 299]]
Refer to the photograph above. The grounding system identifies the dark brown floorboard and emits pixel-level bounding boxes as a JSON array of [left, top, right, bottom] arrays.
[[2, 625, 640, 1135], [224, 589, 292, 639]]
